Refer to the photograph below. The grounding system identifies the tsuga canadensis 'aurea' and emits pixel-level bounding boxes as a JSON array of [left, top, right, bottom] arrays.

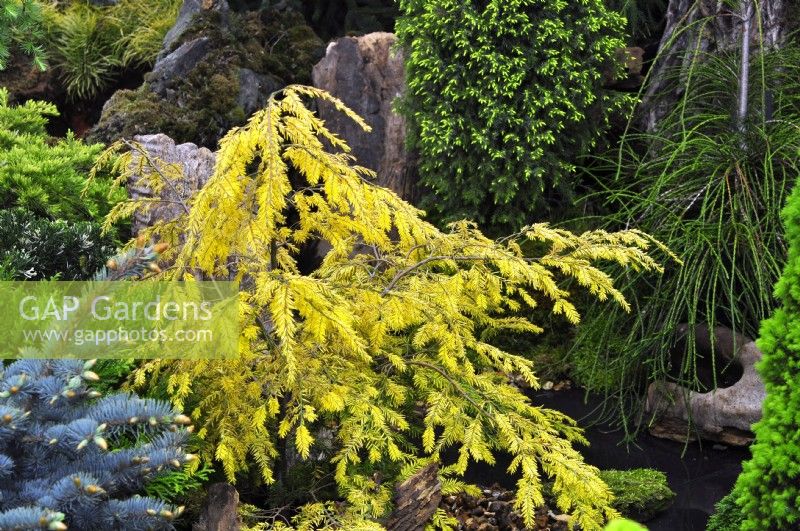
[[93, 85, 670, 530]]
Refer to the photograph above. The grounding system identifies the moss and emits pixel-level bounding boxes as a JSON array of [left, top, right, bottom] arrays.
[[599, 469, 675, 522], [88, 8, 322, 148], [174, 9, 322, 83]]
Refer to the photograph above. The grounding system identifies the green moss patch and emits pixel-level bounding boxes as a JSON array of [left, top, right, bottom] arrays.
[[88, 8, 323, 148], [600, 468, 675, 522]]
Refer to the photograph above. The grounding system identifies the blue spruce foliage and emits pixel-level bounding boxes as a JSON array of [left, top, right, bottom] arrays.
[[0, 359, 195, 530]]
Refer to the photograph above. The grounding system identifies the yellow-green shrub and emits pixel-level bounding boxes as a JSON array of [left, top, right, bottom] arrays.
[[95, 85, 669, 530]]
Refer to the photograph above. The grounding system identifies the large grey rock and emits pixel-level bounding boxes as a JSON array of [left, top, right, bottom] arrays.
[[159, 0, 229, 60], [88, 7, 322, 149], [646, 324, 766, 446], [149, 37, 213, 97], [128, 134, 215, 235], [237, 68, 281, 116], [312, 32, 417, 201], [193, 483, 241, 531]]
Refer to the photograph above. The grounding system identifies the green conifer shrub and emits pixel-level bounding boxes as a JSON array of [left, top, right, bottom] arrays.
[[0, 209, 117, 280], [726, 175, 800, 528], [0, 87, 124, 222], [396, 0, 632, 232], [0, 0, 46, 70], [705, 490, 738, 531]]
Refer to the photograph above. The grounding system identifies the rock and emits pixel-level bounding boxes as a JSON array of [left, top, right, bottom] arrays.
[[312, 32, 417, 201], [646, 324, 766, 445], [149, 37, 214, 97], [160, 0, 230, 60], [88, 8, 323, 148], [384, 463, 442, 531], [193, 482, 241, 531], [439, 484, 564, 530], [127, 134, 215, 235], [0, 51, 63, 105], [237, 68, 281, 116]]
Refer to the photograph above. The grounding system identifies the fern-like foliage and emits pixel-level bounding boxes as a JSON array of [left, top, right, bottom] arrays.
[[0, 358, 195, 530], [95, 85, 670, 530]]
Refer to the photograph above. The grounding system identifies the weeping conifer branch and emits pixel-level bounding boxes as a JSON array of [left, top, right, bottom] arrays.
[[95, 85, 671, 530]]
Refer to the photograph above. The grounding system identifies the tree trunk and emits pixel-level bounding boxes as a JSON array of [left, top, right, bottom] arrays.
[[384, 463, 442, 531], [639, 0, 790, 132]]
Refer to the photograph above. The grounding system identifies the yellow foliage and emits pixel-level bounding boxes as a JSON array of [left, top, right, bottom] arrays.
[[95, 85, 670, 530]]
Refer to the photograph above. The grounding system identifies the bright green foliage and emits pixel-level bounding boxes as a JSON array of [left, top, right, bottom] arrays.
[[145, 463, 214, 504], [604, 519, 648, 531], [0, 88, 123, 221], [599, 469, 674, 521], [396, 0, 632, 231], [96, 85, 669, 530], [705, 490, 739, 531], [42, 0, 180, 99], [0, 0, 46, 70], [45, 2, 120, 100], [729, 177, 800, 528]]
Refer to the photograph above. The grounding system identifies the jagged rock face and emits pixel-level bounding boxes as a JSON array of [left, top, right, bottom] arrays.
[[127, 134, 215, 235], [646, 324, 767, 446], [148, 37, 214, 97], [87, 3, 323, 149], [159, 0, 230, 60], [312, 32, 417, 201]]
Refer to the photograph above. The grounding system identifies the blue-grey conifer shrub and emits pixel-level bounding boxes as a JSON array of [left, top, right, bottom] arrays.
[[0, 359, 194, 530]]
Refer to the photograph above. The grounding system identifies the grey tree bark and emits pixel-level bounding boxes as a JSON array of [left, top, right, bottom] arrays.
[[639, 0, 789, 132]]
